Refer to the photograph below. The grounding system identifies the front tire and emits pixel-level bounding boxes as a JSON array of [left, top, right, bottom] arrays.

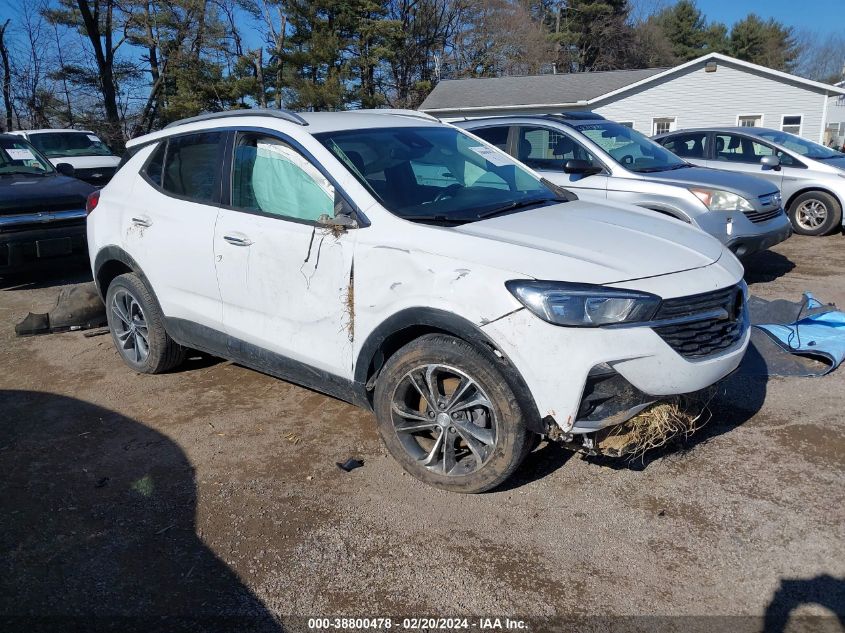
[[788, 191, 842, 236], [105, 273, 185, 374], [373, 334, 532, 493]]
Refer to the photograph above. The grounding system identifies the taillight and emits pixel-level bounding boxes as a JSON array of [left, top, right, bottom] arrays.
[[86, 191, 100, 215]]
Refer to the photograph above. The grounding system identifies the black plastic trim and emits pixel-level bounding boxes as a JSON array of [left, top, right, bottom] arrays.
[[165, 318, 367, 407]]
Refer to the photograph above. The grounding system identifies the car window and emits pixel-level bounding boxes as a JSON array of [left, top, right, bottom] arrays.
[[142, 142, 166, 186], [574, 121, 686, 172], [28, 132, 114, 158], [755, 129, 842, 160], [316, 126, 557, 224], [0, 137, 54, 174], [162, 132, 224, 202], [470, 126, 509, 151], [231, 133, 334, 222], [714, 133, 796, 166], [660, 133, 708, 159], [515, 126, 599, 171]]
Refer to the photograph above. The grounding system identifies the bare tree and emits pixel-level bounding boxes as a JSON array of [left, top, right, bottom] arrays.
[[794, 30, 845, 84], [0, 19, 12, 131]]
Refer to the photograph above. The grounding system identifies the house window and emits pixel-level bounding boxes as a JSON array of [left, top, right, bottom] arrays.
[[781, 115, 802, 135], [738, 115, 762, 127], [652, 117, 676, 135]]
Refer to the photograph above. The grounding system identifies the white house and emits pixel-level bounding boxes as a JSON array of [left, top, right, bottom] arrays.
[[825, 80, 845, 147], [419, 52, 845, 143]]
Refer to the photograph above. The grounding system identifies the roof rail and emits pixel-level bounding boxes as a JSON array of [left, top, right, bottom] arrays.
[[348, 108, 438, 122], [164, 108, 309, 129]]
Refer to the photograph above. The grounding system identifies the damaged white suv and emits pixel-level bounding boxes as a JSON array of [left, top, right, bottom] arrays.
[[87, 109, 749, 493]]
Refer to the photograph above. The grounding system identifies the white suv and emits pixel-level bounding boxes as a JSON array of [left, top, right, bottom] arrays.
[[87, 109, 749, 493]]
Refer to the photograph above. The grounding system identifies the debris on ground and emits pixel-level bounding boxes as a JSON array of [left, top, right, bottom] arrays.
[[15, 283, 106, 336], [336, 458, 364, 472]]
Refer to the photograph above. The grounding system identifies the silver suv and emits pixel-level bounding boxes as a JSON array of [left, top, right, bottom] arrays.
[[454, 114, 792, 259], [654, 127, 845, 236]]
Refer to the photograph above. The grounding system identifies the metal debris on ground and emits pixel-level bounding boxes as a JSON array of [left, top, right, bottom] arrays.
[[336, 458, 364, 472]]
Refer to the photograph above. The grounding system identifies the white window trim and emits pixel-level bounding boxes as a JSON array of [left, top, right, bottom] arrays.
[[780, 113, 804, 135], [736, 114, 764, 127], [652, 116, 677, 135]]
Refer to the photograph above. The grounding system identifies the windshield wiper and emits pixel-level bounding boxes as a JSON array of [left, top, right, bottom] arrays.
[[667, 163, 693, 169], [0, 170, 48, 176], [476, 197, 557, 220]]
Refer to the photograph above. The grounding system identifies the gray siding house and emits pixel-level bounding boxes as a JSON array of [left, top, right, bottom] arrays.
[[826, 81, 845, 147], [420, 53, 845, 143]]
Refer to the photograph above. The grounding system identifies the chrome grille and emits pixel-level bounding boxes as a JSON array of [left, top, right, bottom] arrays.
[[652, 285, 746, 359]]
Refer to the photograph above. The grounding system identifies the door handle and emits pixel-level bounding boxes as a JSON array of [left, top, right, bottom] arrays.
[[131, 216, 152, 228], [223, 234, 253, 247]]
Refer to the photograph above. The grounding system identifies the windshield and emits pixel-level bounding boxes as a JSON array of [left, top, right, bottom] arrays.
[[754, 130, 844, 160], [315, 126, 561, 224], [28, 132, 114, 158], [0, 137, 55, 175], [575, 121, 688, 172]]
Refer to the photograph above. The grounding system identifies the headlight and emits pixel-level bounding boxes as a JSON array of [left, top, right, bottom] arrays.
[[690, 187, 754, 211], [505, 280, 661, 327]]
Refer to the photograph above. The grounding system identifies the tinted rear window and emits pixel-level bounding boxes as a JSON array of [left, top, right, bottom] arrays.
[[153, 132, 224, 202]]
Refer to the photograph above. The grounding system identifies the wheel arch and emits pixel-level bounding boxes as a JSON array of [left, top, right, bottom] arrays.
[[93, 246, 164, 315], [785, 187, 842, 214], [355, 308, 547, 433]]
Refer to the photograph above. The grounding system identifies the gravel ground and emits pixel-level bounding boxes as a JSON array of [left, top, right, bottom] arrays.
[[1, 236, 843, 633]]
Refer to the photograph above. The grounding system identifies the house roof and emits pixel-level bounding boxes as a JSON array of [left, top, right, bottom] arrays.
[[420, 53, 845, 114], [419, 68, 666, 111]]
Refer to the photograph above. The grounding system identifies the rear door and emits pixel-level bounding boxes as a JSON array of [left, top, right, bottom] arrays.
[[657, 131, 710, 167], [123, 131, 225, 331], [213, 130, 356, 380]]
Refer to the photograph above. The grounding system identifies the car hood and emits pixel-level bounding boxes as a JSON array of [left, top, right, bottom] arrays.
[[453, 200, 725, 284], [821, 156, 845, 171], [640, 165, 777, 196], [47, 155, 121, 169], [0, 173, 95, 214]]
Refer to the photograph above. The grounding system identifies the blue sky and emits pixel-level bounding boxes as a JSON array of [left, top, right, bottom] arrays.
[[693, 0, 841, 34]]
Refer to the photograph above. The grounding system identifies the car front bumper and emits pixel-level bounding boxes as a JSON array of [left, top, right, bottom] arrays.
[[695, 209, 792, 258], [0, 222, 88, 274], [480, 262, 749, 435]]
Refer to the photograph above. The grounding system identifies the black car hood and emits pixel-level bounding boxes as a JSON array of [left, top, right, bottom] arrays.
[[0, 174, 95, 214]]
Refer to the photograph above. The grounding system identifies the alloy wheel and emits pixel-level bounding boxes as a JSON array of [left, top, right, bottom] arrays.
[[795, 199, 828, 231], [390, 364, 498, 476], [110, 289, 150, 364]]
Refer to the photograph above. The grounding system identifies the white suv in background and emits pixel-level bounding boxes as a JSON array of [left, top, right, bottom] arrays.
[[11, 129, 121, 187], [87, 109, 749, 493]]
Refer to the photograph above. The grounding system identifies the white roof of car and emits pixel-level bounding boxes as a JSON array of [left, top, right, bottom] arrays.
[[126, 109, 441, 149], [13, 128, 99, 135]]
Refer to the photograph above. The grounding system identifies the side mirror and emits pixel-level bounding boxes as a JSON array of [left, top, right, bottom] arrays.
[[563, 159, 603, 176], [760, 155, 781, 171], [55, 162, 76, 177], [317, 213, 358, 230]]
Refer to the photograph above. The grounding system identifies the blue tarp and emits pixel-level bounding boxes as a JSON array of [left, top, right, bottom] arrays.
[[746, 293, 845, 377]]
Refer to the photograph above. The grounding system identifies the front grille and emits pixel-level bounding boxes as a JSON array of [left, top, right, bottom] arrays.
[[652, 285, 746, 359], [743, 207, 783, 224], [74, 166, 116, 186]]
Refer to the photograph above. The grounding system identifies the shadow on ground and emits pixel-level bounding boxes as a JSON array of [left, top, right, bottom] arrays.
[[0, 262, 93, 291], [764, 574, 845, 633], [0, 390, 282, 633], [744, 249, 796, 284]]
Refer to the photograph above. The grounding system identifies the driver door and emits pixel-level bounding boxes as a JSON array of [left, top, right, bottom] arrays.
[[706, 133, 784, 190], [512, 125, 608, 200], [213, 131, 357, 381]]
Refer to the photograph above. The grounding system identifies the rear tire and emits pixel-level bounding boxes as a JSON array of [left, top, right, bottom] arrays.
[[105, 273, 185, 374], [373, 334, 532, 493], [788, 191, 841, 236]]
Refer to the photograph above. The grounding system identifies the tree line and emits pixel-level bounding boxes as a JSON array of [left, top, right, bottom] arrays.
[[0, 0, 842, 149]]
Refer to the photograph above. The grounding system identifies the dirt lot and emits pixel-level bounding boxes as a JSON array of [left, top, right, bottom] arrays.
[[1, 236, 844, 633]]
